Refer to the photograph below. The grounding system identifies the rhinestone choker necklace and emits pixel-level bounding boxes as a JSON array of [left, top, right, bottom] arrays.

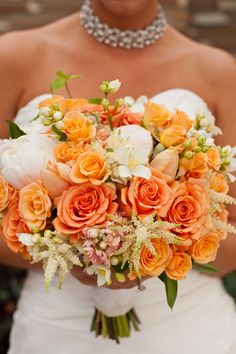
[[80, 0, 167, 49]]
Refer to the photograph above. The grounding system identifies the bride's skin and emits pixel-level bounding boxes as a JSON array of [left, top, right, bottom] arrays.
[[0, 0, 236, 288]]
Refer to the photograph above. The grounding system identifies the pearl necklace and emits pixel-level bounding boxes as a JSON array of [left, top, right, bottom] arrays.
[[80, 0, 167, 49]]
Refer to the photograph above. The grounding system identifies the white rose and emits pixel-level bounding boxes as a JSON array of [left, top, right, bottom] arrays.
[[0, 134, 56, 189]]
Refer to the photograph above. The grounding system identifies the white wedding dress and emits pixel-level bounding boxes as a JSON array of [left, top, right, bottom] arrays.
[[8, 89, 236, 354]]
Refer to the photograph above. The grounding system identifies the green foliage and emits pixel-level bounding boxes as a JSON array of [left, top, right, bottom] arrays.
[[7, 121, 26, 139], [159, 272, 178, 309], [51, 124, 67, 141], [192, 261, 222, 274], [50, 70, 80, 98], [112, 261, 129, 273], [88, 98, 102, 104], [223, 271, 236, 301]]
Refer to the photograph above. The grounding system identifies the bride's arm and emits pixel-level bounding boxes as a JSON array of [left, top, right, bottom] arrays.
[[209, 51, 236, 275], [0, 33, 27, 138], [0, 33, 40, 270], [0, 232, 39, 269]]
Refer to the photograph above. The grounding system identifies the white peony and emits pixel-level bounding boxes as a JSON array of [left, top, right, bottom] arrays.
[[0, 134, 56, 189], [107, 124, 153, 179]]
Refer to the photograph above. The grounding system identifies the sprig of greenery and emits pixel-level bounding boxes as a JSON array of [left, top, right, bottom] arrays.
[[50, 70, 80, 98], [159, 272, 178, 309], [6, 121, 26, 139], [192, 261, 222, 273], [51, 124, 67, 141]]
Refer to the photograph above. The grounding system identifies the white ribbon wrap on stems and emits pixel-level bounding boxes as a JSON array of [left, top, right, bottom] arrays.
[[90, 286, 138, 317]]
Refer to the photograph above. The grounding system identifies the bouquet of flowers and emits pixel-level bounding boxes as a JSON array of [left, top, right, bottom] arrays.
[[0, 72, 236, 342]]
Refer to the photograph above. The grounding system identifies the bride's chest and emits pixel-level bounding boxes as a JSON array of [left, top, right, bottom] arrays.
[[19, 46, 213, 111]]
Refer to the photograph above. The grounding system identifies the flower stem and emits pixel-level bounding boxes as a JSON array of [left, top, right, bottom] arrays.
[[90, 308, 141, 342], [65, 80, 72, 98]]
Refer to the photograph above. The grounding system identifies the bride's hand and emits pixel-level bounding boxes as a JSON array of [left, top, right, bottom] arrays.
[[71, 267, 141, 289]]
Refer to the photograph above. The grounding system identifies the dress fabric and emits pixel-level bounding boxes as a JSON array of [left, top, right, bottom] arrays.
[[8, 89, 236, 354]]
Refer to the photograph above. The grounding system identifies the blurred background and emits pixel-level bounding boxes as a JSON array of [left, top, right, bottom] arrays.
[[0, 0, 236, 353]]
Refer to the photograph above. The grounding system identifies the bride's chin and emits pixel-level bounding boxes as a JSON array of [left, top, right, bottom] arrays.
[[96, 0, 154, 17]]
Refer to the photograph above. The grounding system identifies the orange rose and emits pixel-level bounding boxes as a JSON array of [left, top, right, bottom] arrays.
[[190, 232, 220, 264], [80, 104, 141, 128], [95, 126, 111, 143], [121, 173, 173, 219], [53, 183, 118, 241], [150, 147, 179, 180], [70, 151, 109, 185], [2, 198, 30, 259], [166, 180, 210, 238], [62, 111, 96, 142], [64, 98, 88, 111], [166, 251, 192, 280], [38, 96, 88, 116], [171, 110, 193, 132], [159, 124, 187, 147], [121, 111, 142, 126], [179, 152, 208, 175], [54, 141, 84, 164], [40, 162, 71, 199], [139, 238, 172, 276], [144, 102, 172, 129], [0, 176, 16, 212], [38, 95, 67, 114], [210, 173, 229, 193], [207, 147, 221, 171], [19, 181, 52, 230]]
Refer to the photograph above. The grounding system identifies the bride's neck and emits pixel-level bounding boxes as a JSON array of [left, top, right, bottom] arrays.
[[92, 0, 158, 30]]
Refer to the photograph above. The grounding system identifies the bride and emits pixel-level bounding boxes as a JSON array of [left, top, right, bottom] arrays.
[[0, 0, 236, 353]]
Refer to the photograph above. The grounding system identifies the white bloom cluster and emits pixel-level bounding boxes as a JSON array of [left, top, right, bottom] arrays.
[[100, 79, 121, 94], [107, 125, 153, 180], [124, 96, 148, 114], [219, 146, 236, 182], [39, 104, 64, 129], [191, 111, 222, 138]]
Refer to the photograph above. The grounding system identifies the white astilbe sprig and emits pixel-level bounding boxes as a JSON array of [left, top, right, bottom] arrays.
[[28, 230, 82, 290], [212, 217, 236, 235], [210, 200, 223, 214], [209, 190, 236, 206], [209, 191, 236, 236], [107, 213, 182, 276]]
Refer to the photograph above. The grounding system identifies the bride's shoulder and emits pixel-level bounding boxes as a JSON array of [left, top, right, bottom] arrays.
[[170, 27, 235, 71], [0, 12, 78, 63]]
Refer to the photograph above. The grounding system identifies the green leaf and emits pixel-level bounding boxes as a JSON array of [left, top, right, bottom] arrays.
[[56, 70, 69, 79], [88, 97, 102, 104], [7, 121, 26, 139], [51, 125, 67, 141], [93, 112, 100, 124], [50, 71, 81, 96], [193, 261, 222, 274], [31, 113, 40, 122], [112, 262, 129, 273], [56, 71, 80, 80], [159, 272, 178, 309], [68, 74, 81, 79], [50, 78, 66, 92]]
